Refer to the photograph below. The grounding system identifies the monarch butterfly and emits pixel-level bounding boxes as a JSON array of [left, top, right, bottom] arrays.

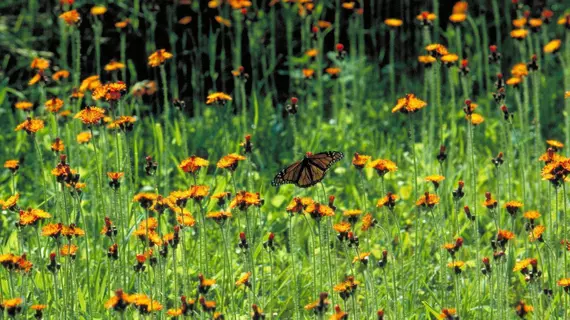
[[271, 151, 344, 188]]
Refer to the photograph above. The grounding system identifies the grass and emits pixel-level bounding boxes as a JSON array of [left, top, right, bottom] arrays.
[[0, 0, 570, 319]]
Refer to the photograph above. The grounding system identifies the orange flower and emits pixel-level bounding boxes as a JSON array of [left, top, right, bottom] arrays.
[[62, 224, 85, 237], [368, 159, 398, 176], [179, 156, 209, 173], [467, 113, 485, 126], [92, 82, 127, 101], [15, 117, 44, 134], [384, 18, 403, 27], [52, 70, 70, 81], [45, 97, 64, 113], [60, 244, 78, 257], [177, 211, 196, 227], [325, 67, 341, 77], [302, 68, 315, 79], [2, 194, 19, 210], [392, 93, 427, 113], [352, 252, 370, 264], [115, 19, 131, 29], [416, 192, 440, 208], [189, 185, 210, 201], [178, 16, 192, 25], [215, 16, 232, 27], [376, 193, 399, 209], [42, 223, 63, 238], [75, 106, 106, 125], [426, 44, 448, 56], [30, 57, 50, 71], [90, 6, 107, 15], [51, 138, 65, 152], [217, 153, 246, 171], [76, 131, 92, 144], [544, 39, 562, 54], [59, 10, 81, 25], [416, 11, 437, 23], [79, 75, 102, 92], [441, 53, 459, 65], [148, 49, 173, 67], [104, 61, 126, 72], [206, 92, 232, 105], [108, 116, 136, 131], [4, 160, 20, 172], [361, 213, 377, 231], [15, 101, 33, 111], [529, 225, 545, 242], [352, 152, 371, 169], [510, 29, 529, 40], [235, 272, 251, 287], [230, 191, 262, 210], [449, 13, 466, 23], [304, 202, 334, 219]]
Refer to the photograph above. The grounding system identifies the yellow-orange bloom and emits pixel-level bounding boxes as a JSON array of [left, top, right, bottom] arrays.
[[148, 49, 173, 67], [30, 57, 50, 71], [52, 70, 70, 81], [59, 10, 81, 25], [15, 101, 33, 111], [544, 39, 562, 54], [217, 153, 246, 170], [179, 156, 209, 173], [510, 29, 529, 40], [45, 98, 64, 113], [15, 117, 44, 134], [206, 92, 232, 105], [77, 131, 92, 144], [392, 93, 427, 113], [104, 61, 126, 72], [215, 16, 232, 27], [384, 18, 403, 27], [91, 6, 107, 15], [74, 106, 106, 125]]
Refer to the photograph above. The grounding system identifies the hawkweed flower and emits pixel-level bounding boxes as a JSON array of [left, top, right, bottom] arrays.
[[42, 223, 63, 238], [459, 59, 470, 75], [217, 153, 246, 171], [231, 66, 249, 81], [529, 225, 545, 242], [538, 148, 564, 164], [77, 132, 92, 144], [483, 192, 498, 209], [0, 298, 23, 317], [447, 261, 465, 274], [418, 55, 437, 67], [425, 174, 445, 190], [107, 244, 119, 260], [3, 194, 20, 211], [74, 106, 106, 126], [416, 192, 439, 209], [514, 258, 541, 282], [443, 238, 464, 258], [544, 39, 562, 54], [0, 253, 33, 272], [286, 97, 299, 115], [107, 172, 124, 190], [377, 309, 385, 320], [377, 192, 399, 211], [286, 197, 311, 215], [558, 14, 570, 29], [251, 304, 265, 320], [101, 217, 118, 237], [206, 92, 232, 105], [304, 202, 334, 221], [211, 191, 231, 207], [377, 249, 388, 268], [437, 145, 447, 163], [241, 134, 253, 154], [352, 152, 371, 169], [558, 278, 570, 293], [391, 93, 427, 113], [384, 18, 403, 28], [333, 276, 360, 300], [15, 101, 33, 111], [263, 232, 276, 251], [92, 82, 127, 102], [31, 304, 47, 319], [304, 292, 330, 315], [104, 60, 126, 73], [179, 155, 208, 174], [236, 272, 252, 288], [426, 44, 448, 57], [325, 67, 341, 79], [176, 210, 196, 228], [367, 159, 397, 176], [62, 224, 85, 238], [452, 181, 465, 200], [47, 252, 61, 273], [463, 205, 475, 221], [206, 211, 232, 225], [59, 9, 81, 25], [511, 29, 529, 40], [104, 289, 130, 312], [343, 209, 362, 224], [488, 45, 501, 64], [333, 221, 351, 242], [515, 300, 533, 318], [361, 213, 377, 231], [148, 49, 173, 67], [199, 296, 216, 313], [504, 200, 523, 216], [144, 156, 158, 176], [500, 105, 512, 121], [330, 305, 348, 320], [481, 257, 491, 275], [229, 191, 262, 210], [416, 11, 437, 27], [352, 252, 370, 265], [45, 97, 64, 113], [132, 295, 162, 314], [15, 117, 44, 134], [546, 140, 564, 152], [18, 208, 51, 226], [238, 232, 249, 250], [449, 12, 466, 24], [133, 254, 146, 272], [133, 193, 158, 209], [347, 232, 359, 248], [51, 138, 64, 153], [60, 244, 78, 259], [4, 160, 19, 174], [439, 308, 458, 319], [523, 210, 540, 230], [528, 18, 542, 32], [441, 53, 459, 67], [494, 229, 515, 249], [335, 43, 346, 60]]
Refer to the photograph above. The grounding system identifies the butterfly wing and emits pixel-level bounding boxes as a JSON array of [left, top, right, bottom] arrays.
[[271, 160, 303, 187]]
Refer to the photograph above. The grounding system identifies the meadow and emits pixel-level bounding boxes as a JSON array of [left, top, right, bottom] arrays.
[[1, 0, 570, 319]]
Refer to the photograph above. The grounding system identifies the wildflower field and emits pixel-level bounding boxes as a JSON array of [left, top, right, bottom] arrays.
[[3, 0, 570, 319]]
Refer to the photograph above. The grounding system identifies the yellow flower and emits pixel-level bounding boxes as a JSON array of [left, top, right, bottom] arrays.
[[79, 75, 102, 92], [506, 77, 522, 87], [15, 101, 33, 111], [467, 113, 484, 126], [305, 48, 319, 57], [15, 117, 44, 134], [510, 29, 528, 40], [215, 16, 232, 27], [206, 92, 232, 105], [544, 39, 562, 54], [529, 225, 545, 242], [384, 18, 403, 27], [59, 10, 81, 25], [368, 159, 398, 176], [449, 13, 466, 23], [512, 18, 527, 28], [418, 55, 436, 65], [30, 57, 50, 71], [76, 131, 92, 144], [52, 70, 70, 81], [217, 153, 246, 170], [91, 6, 107, 15], [75, 106, 106, 125], [4, 160, 20, 172], [441, 53, 459, 65], [392, 93, 427, 113], [104, 61, 126, 72], [523, 210, 541, 220], [45, 97, 64, 113], [148, 49, 173, 67]]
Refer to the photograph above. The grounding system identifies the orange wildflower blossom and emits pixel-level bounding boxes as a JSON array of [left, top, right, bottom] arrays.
[[115, 19, 131, 29], [75, 106, 106, 125], [367, 159, 397, 176], [15, 117, 44, 134], [0, 297, 23, 317], [376, 192, 399, 210], [529, 225, 545, 242], [45, 97, 64, 113], [504, 200, 523, 216], [304, 202, 334, 220], [15, 101, 33, 111], [50, 138, 65, 152], [90, 5, 107, 15], [515, 300, 533, 318], [494, 229, 515, 249], [235, 272, 251, 287], [416, 192, 440, 209], [105, 289, 131, 311], [426, 43, 449, 57], [133, 193, 159, 209], [4, 160, 20, 173], [333, 221, 352, 241], [179, 155, 209, 174], [447, 260, 465, 274], [189, 185, 210, 201], [546, 139, 564, 151], [92, 82, 127, 101], [425, 174, 445, 189], [304, 292, 330, 314], [59, 9, 81, 25], [361, 213, 377, 231], [510, 28, 529, 40], [483, 192, 498, 209], [105, 61, 126, 72], [352, 152, 371, 169], [286, 197, 314, 214], [417, 11, 437, 26], [176, 210, 196, 227], [215, 16, 232, 27], [384, 18, 403, 28], [2, 194, 20, 211], [206, 92, 232, 105], [148, 49, 173, 67], [79, 75, 102, 92], [391, 93, 427, 113], [330, 305, 348, 320], [77, 131, 92, 144], [230, 191, 262, 210], [30, 57, 50, 71], [52, 70, 70, 81], [217, 153, 246, 171], [439, 308, 457, 319], [544, 39, 562, 54], [352, 252, 370, 265], [206, 211, 232, 224], [558, 278, 570, 292], [108, 116, 136, 131]]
